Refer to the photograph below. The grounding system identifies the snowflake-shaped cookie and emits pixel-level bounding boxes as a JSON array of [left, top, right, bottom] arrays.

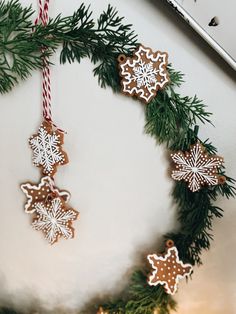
[[29, 120, 68, 176], [118, 44, 169, 103], [147, 241, 193, 295], [32, 197, 79, 244], [171, 142, 224, 192], [21, 176, 70, 213]]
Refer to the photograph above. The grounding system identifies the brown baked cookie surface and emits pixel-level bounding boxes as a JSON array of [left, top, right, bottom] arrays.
[[29, 120, 68, 176], [21, 176, 70, 213]]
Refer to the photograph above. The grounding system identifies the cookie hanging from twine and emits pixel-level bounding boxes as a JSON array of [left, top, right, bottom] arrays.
[[21, 176, 70, 214], [29, 120, 68, 176], [32, 196, 79, 245], [147, 240, 193, 295], [118, 44, 169, 103], [171, 142, 225, 192]]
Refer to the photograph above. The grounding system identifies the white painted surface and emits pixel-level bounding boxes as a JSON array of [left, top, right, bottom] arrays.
[[165, 0, 236, 69], [0, 0, 235, 313], [179, 0, 236, 60]]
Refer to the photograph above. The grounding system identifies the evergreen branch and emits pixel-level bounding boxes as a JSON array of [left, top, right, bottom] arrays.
[[0, 0, 137, 93], [60, 4, 138, 90], [145, 91, 211, 149], [0, 0, 57, 93], [89, 271, 176, 314], [167, 64, 184, 88]]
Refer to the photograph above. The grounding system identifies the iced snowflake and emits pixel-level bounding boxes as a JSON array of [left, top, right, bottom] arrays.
[[118, 45, 169, 103], [32, 197, 79, 244], [171, 143, 224, 192], [133, 62, 158, 88], [29, 121, 68, 175]]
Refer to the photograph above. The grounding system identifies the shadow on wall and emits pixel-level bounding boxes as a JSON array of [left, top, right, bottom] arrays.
[[0, 277, 39, 314], [0, 273, 74, 314], [147, 0, 236, 82], [0, 231, 168, 314], [79, 232, 175, 314]]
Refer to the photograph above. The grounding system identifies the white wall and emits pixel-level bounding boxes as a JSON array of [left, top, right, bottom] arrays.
[[0, 0, 235, 313], [178, 0, 236, 60]]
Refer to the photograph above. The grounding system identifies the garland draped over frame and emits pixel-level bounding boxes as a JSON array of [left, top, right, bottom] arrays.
[[0, 1, 235, 313]]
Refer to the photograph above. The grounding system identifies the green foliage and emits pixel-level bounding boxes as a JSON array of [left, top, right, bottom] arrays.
[[60, 4, 137, 91], [145, 74, 212, 150], [0, 0, 60, 93], [0, 1, 235, 314], [0, 0, 38, 92], [166, 176, 235, 266], [0, 0, 137, 93], [90, 272, 176, 314]]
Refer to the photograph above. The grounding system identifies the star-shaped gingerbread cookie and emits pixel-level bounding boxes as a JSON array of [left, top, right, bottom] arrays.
[[147, 240, 193, 295], [29, 120, 68, 176], [21, 176, 70, 213]]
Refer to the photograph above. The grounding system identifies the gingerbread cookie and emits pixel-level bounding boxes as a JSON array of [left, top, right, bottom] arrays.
[[32, 197, 79, 245], [118, 44, 169, 103], [29, 120, 68, 176], [21, 176, 70, 213], [147, 240, 193, 295], [171, 142, 225, 192]]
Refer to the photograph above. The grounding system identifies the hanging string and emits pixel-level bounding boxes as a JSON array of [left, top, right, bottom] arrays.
[[34, 0, 49, 27], [34, 0, 65, 133], [34, 0, 53, 123]]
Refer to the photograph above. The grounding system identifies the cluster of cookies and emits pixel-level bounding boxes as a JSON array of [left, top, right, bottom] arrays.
[[21, 120, 79, 244]]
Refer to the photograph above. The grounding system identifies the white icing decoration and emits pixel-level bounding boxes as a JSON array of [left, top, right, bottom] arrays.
[[32, 197, 78, 244], [133, 62, 158, 88], [120, 45, 169, 102], [171, 143, 224, 192], [20, 176, 70, 213], [29, 123, 66, 174]]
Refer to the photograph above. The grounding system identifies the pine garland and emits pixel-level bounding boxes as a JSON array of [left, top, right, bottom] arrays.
[[0, 0, 137, 93], [0, 1, 235, 313]]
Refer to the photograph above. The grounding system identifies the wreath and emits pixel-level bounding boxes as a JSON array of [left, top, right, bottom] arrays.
[[0, 1, 235, 313]]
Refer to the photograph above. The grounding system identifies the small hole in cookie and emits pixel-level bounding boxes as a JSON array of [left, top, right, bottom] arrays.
[[118, 54, 126, 63]]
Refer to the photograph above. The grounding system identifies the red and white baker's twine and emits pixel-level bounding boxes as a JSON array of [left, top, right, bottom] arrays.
[[48, 176, 58, 194], [34, 0, 50, 27], [35, 0, 53, 124]]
